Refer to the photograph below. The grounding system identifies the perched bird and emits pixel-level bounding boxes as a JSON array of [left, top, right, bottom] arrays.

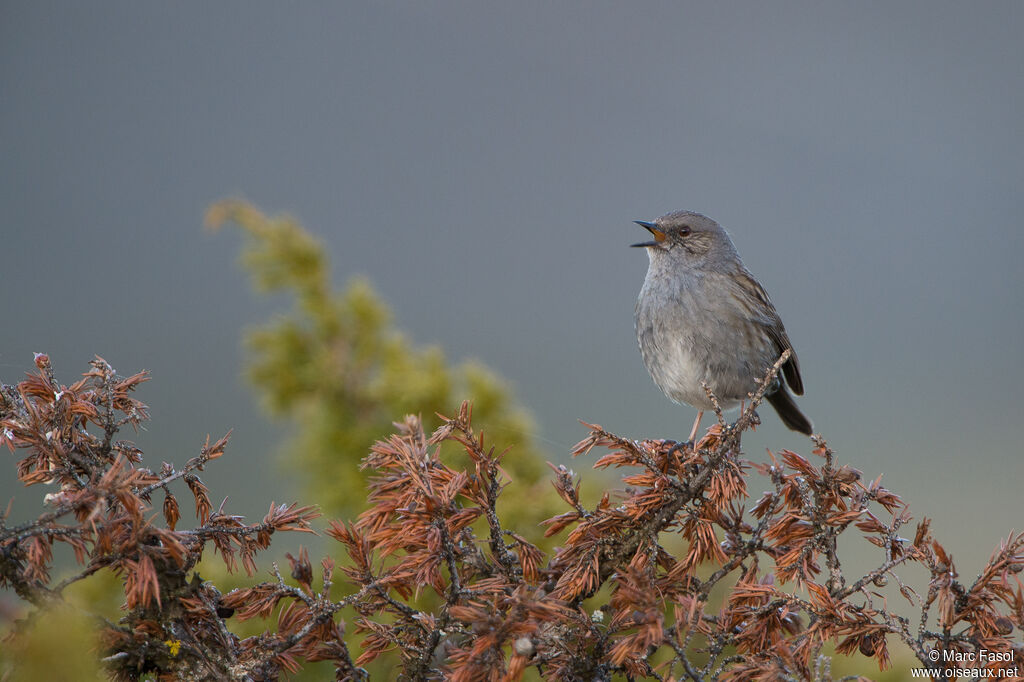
[[632, 210, 812, 441]]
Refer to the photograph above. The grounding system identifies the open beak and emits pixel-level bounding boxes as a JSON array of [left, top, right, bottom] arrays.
[[631, 220, 665, 248]]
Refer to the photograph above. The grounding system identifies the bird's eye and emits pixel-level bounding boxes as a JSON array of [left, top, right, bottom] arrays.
[[678, 226, 691, 236]]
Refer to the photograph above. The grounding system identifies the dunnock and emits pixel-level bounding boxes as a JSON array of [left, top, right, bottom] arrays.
[[633, 210, 812, 440]]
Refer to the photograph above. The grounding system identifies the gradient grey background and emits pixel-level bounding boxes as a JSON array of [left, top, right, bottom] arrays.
[[2, 2, 1022, 577]]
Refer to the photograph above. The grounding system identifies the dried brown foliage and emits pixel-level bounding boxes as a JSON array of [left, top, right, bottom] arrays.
[[1, 356, 332, 680], [2, 354, 1022, 681]]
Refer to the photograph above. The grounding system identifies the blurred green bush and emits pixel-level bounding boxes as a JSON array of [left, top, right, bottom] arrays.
[[206, 200, 562, 531]]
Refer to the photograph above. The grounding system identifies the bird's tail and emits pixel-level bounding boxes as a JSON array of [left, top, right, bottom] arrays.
[[766, 386, 813, 435]]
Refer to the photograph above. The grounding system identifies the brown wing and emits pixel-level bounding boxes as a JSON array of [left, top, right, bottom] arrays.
[[733, 268, 804, 395]]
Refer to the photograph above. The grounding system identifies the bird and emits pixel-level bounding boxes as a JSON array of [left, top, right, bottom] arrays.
[[632, 210, 812, 443]]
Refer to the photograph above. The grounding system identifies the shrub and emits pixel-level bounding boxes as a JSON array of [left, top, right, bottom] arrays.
[[3, 353, 1021, 680]]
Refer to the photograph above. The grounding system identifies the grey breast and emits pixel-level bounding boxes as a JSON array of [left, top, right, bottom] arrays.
[[635, 268, 773, 410]]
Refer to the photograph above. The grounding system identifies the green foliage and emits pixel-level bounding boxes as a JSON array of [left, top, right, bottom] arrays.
[[0, 601, 106, 681], [206, 199, 558, 530]]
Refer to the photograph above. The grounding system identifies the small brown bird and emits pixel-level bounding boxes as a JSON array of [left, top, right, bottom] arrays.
[[633, 210, 812, 441]]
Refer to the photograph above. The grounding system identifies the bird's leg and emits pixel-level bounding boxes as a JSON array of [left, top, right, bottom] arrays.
[[687, 410, 704, 445], [665, 410, 706, 457]]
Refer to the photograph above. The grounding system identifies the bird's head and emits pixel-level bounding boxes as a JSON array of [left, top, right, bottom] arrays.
[[632, 211, 737, 267]]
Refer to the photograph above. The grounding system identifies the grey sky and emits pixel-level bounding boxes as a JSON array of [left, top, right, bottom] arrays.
[[2, 2, 1022, 573]]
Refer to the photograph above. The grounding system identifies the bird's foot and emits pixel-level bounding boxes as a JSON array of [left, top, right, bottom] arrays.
[[661, 439, 693, 457], [722, 422, 745, 447]]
